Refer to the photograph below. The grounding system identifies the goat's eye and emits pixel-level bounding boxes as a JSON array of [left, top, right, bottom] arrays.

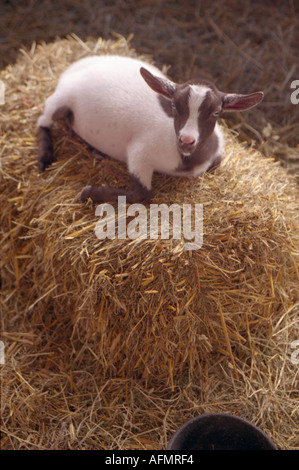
[[213, 109, 221, 117], [171, 102, 176, 110]]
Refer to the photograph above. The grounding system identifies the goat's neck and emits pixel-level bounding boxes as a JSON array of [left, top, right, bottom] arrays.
[[178, 130, 219, 171]]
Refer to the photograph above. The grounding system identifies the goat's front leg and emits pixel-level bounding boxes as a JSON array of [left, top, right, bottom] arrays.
[[81, 175, 152, 203], [82, 147, 153, 203], [207, 154, 222, 172]]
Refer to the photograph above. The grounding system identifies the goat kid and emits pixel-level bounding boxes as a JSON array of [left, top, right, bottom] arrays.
[[37, 55, 263, 202]]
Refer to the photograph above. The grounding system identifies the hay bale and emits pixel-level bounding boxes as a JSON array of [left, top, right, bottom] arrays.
[[1, 36, 298, 450]]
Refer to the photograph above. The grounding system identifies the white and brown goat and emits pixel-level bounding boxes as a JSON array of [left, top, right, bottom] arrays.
[[37, 55, 263, 202]]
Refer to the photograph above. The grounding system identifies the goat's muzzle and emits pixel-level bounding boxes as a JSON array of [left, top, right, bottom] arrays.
[[178, 134, 196, 156]]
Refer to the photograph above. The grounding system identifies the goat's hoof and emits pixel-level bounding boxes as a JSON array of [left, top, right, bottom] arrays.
[[81, 185, 93, 202], [81, 184, 113, 203], [38, 152, 53, 171]]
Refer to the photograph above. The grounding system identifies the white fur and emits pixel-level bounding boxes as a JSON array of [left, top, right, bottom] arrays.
[[214, 122, 225, 157], [38, 55, 222, 189]]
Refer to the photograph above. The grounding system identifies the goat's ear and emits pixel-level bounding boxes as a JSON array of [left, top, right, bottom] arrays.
[[140, 67, 176, 99], [222, 91, 264, 111]]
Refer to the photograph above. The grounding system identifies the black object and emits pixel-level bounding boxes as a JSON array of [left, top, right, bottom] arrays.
[[167, 413, 278, 450]]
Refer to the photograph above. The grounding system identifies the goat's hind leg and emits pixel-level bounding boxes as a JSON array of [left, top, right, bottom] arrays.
[[37, 93, 73, 171], [37, 126, 54, 171]]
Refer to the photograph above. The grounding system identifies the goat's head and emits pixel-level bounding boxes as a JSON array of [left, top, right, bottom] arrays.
[[140, 67, 264, 158]]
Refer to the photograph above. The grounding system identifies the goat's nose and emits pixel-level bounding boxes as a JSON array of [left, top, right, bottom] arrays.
[[179, 135, 195, 145]]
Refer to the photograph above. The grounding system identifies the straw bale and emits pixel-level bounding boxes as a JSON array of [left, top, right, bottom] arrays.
[[1, 37, 298, 450]]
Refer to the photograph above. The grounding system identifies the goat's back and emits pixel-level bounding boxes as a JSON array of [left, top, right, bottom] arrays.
[[55, 55, 172, 161]]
